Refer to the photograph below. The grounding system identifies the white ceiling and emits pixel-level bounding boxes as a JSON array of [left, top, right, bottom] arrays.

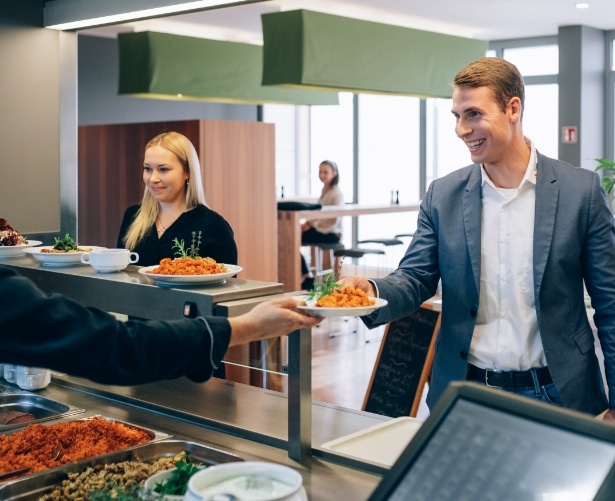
[[80, 0, 615, 43]]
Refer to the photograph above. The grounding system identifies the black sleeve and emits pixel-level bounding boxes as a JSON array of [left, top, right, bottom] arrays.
[[0, 266, 231, 385]]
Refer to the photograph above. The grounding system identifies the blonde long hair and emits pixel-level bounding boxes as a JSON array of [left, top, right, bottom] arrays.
[[122, 132, 207, 250]]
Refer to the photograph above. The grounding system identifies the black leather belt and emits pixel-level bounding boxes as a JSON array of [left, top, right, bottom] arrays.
[[466, 364, 552, 388]]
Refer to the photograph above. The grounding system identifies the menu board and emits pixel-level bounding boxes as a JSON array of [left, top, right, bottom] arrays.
[[363, 304, 441, 418]]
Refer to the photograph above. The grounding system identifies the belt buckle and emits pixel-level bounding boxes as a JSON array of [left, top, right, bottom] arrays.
[[484, 369, 499, 387]]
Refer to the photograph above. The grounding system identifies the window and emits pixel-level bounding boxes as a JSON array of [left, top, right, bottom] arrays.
[[310, 92, 354, 200], [425, 97, 471, 186], [503, 45, 558, 76]]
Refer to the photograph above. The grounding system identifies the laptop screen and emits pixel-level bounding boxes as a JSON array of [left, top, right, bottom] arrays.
[[368, 382, 615, 501]]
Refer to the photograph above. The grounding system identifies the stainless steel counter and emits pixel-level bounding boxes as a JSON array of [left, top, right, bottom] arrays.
[[6, 257, 283, 319], [2, 257, 395, 498], [21, 374, 387, 500]]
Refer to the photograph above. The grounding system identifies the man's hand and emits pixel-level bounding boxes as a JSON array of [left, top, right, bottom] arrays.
[[228, 297, 323, 346], [602, 408, 615, 423], [338, 275, 376, 296]]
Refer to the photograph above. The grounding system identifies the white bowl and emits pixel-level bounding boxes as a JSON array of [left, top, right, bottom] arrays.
[[142, 469, 185, 500], [90, 264, 128, 273], [184, 462, 304, 501]]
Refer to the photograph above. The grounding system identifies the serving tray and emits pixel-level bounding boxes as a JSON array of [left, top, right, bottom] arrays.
[[0, 392, 84, 432], [0, 439, 243, 500], [0, 415, 171, 485]]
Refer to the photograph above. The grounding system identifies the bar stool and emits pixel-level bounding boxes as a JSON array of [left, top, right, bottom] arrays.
[[394, 232, 414, 240], [356, 237, 403, 275], [333, 246, 386, 276], [307, 242, 344, 284]]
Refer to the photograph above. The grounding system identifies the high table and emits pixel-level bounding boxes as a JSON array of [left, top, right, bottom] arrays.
[[278, 203, 420, 291]]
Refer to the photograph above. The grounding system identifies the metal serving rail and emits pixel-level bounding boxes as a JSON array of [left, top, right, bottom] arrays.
[[3, 258, 390, 470]]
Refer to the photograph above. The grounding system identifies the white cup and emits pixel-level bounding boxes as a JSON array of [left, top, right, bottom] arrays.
[[4, 364, 17, 384], [16, 366, 51, 390], [81, 248, 139, 273]]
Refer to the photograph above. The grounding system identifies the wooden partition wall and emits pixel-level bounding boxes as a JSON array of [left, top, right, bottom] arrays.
[[78, 119, 277, 283]]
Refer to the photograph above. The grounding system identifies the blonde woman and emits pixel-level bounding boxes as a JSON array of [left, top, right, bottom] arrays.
[[117, 132, 237, 267]]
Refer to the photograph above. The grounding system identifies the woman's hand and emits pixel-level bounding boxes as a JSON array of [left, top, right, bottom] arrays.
[[228, 297, 323, 346], [338, 276, 376, 296], [301, 222, 312, 232]]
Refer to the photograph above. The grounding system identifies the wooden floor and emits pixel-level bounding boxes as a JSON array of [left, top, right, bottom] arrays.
[[311, 316, 386, 410], [310, 316, 430, 420]]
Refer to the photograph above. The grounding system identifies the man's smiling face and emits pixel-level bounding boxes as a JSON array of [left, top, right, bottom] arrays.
[[451, 85, 515, 168]]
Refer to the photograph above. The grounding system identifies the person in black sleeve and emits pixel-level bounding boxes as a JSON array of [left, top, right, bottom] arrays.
[[0, 265, 320, 385]]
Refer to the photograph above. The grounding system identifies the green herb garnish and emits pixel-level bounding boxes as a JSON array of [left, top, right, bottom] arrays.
[[307, 272, 341, 300], [172, 231, 202, 259], [153, 456, 201, 496], [89, 482, 142, 501], [52, 233, 79, 251]]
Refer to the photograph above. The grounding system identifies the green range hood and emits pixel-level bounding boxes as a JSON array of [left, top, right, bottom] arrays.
[[261, 10, 488, 98], [117, 31, 339, 105]]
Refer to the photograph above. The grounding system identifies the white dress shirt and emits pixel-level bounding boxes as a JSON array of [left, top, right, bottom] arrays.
[[469, 141, 547, 371]]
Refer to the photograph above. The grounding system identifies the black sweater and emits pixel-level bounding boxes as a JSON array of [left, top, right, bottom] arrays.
[[0, 266, 231, 385], [117, 205, 238, 267]]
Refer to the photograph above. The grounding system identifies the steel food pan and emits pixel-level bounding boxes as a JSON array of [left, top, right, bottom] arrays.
[[0, 393, 84, 431], [0, 415, 172, 486], [0, 439, 243, 500]]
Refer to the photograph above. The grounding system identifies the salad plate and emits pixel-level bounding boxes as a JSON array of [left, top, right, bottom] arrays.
[[0, 240, 42, 259], [293, 295, 388, 318], [24, 246, 105, 267], [138, 264, 242, 287]]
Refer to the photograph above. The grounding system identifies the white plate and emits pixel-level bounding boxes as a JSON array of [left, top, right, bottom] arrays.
[[23, 245, 105, 267], [0, 240, 42, 259], [293, 295, 387, 317], [321, 416, 423, 466], [138, 264, 242, 286]]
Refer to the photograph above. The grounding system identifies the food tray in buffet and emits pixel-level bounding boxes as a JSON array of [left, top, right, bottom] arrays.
[[0, 415, 171, 486], [0, 391, 84, 431], [0, 439, 244, 501]]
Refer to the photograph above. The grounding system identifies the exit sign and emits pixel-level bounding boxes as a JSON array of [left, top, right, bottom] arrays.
[[562, 126, 578, 144]]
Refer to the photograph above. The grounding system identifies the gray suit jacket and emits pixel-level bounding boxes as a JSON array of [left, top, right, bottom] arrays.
[[367, 153, 615, 415]]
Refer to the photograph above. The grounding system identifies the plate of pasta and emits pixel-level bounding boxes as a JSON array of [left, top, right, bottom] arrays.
[[138, 258, 242, 286], [293, 288, 388, 318], [24, 245, 103, 266], [0, 240, 43, 259]]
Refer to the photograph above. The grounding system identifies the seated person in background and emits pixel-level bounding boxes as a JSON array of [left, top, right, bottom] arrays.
[[300, 160, 345, 290], [0, 265, 321, 385], [117, 131, 237, 267]]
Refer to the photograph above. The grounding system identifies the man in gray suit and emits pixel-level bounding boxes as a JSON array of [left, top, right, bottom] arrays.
[[344, 57, 615, 421]]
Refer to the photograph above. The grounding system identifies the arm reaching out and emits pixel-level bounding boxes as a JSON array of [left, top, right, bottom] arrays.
[[228, 297, 323, 346]]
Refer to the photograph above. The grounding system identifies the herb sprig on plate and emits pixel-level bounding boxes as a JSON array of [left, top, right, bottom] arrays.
[[172, 231, 202, 259], [52, 233, 80, 251], [307, 272, 340, 300]]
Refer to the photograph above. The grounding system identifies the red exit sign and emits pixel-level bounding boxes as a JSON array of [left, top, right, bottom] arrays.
[[562, 126, 577, 144]]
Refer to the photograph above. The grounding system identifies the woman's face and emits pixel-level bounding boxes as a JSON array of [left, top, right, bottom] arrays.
[[318, 163, 336, 186], [143, 145, 189, 205]]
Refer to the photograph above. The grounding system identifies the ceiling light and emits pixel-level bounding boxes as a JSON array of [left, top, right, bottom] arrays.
[[44, 0, 270, 30], [576, 3, 590, 9]]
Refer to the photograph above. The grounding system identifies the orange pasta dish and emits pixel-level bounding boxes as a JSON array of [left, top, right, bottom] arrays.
[[0, 417, 151, 479], [150, 256, 229, 276], [315, 286, 376, 308]]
